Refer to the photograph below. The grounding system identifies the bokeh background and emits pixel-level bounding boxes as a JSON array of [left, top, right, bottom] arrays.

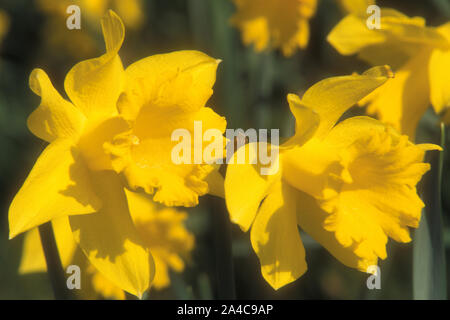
[[0, 0, 449, 299]]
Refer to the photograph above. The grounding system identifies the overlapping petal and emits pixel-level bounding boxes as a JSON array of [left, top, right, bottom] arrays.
[[359, 49, 431, 139], [295, 188, 378, 272], [250, 182, 307, 289], [225, 143, 281, 232], [292, 65, 392, 139], [9, 139, 101, 238], [19, 217, 77, 274], [69, 171, 154, 298]]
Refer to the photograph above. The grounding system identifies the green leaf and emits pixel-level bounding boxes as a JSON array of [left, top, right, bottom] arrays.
[[413, 123, 447, 300]]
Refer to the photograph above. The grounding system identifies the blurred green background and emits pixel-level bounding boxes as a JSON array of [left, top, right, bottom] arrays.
[[0, 0, 449, 299]]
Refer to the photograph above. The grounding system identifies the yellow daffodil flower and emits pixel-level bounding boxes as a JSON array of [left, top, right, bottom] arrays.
[[104, 52, 226, 207], [10, 10, 153, 298], [224, 66, 441, 290], [328, 7, 450, 139], [230, 0, 318, 56], [19, 189, 194, 300], [10, 10, 223, 297]]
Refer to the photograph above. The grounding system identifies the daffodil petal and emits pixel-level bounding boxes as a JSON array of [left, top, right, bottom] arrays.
[[124, 189, 194, 289], [18, 228, 45, 274], [225, 143, 281, 232], [328, 9, 447, 58], [300, 66, 392, 139], [429, 48, 450, 113], [295, 189, 377, 272], [281, 94, 319, 148], [360, 49, 431, 139], [205, 169, 225, 198], [64, 10, 125, 118], [251, 182, 307, 290], [281, 138, 345, 199], [9, 139, 101, 238], [69, 171, 154, 298], [118, 50, 220, 121], [19, 216, 77, 274], [28, 69, 85, 143]]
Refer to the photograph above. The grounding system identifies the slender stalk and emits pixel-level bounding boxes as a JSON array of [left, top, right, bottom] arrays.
[[413, 123, 447, 300], [210, 197, 236, 299], [38, 222, 74, 300]]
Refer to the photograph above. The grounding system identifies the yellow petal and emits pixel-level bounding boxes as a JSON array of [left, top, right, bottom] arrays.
[[360, 49, 431, 139], [151, 254, 171, 290], [77, 116, 130, 171], [225, 143, 281, 232], [69, 171, 154, 298], [251, 182, 307, 290], [118, 50, 220, 121], [295, 188, 378, 272], [328, 9, 448, 58], [18, 228, 45, 274], [281, 93, 319, 148], [19, 217, 77, 274], [281, 138, 347, 199], [64, 10, 125, 118], [90, 268, 126, 300], [205, 168, 225, 198], [9, 139, 101, 238], [125, 189, 194, 290], [28, 69, 86, 143], [298, 65, 391, 139], [429, 48, 450, 113]]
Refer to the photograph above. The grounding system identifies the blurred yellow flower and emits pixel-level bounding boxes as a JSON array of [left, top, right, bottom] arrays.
[[225, 66, 440, 289], [36, 0, 144, 59], [0, 10, 10, 47], [105, 52, 227, 207], [10, 11, 155, 298], [337, 0, 375, 16], [230, 0, 318, 56], [19, 189, 194, 300], [37, 0, 144, 29], [328, 7, 450, 139]]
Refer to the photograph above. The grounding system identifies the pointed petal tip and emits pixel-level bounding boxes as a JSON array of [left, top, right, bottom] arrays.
[[363, 65, 395, 79]]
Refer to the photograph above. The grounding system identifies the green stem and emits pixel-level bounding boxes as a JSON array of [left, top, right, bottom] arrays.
[[210, 197, 236, 299], [413, 123, 447, 300], [38, 222, 74, 300]]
